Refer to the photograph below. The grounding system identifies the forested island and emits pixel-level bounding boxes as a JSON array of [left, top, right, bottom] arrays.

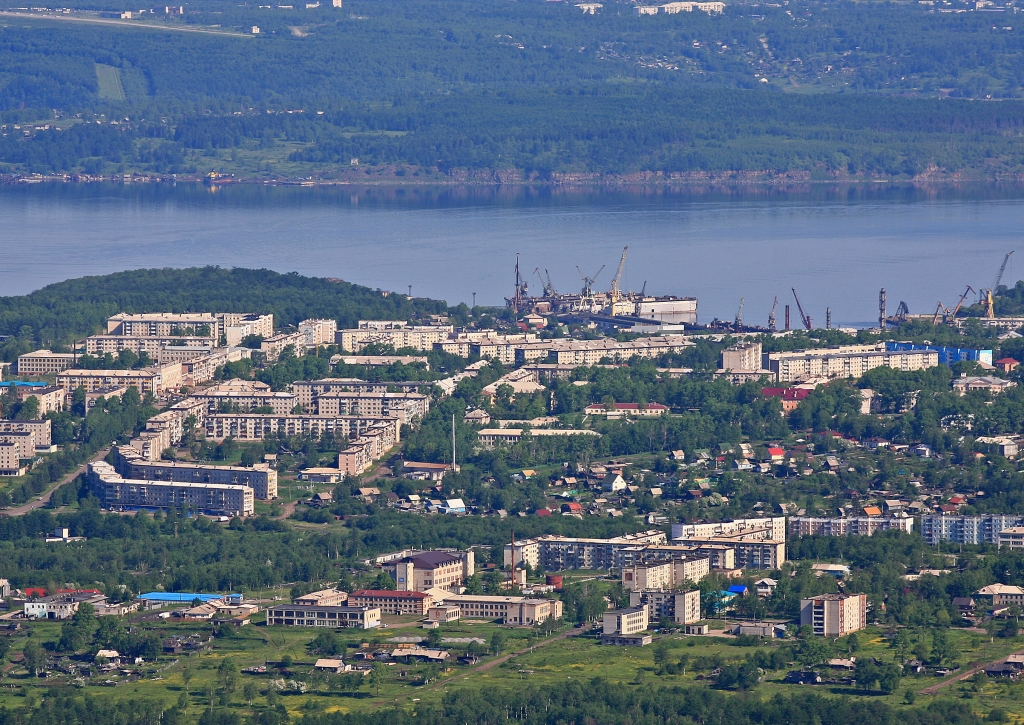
[[3, 0, 1024, 181]]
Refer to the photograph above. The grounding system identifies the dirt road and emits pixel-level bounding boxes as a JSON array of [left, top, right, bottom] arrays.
[[0, 448, 109, 517], [918, 646, 1024, 694]]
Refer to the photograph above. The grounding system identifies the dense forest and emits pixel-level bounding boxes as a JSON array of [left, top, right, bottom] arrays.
[[2, 0, 1024, 177]]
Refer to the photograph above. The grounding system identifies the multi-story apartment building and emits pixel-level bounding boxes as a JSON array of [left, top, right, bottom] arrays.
[[85, 335, 212, 356], [14, 385, 65, 415], [721, 341, 762, 371], [0, 442, 26, 476], [620, 557, 711, 591], [88, 461, 254, 517], [476, 428, 600, 448], [292, 378, 427, 408], [205, 413, 399, 444], [0, 431, 36, 459], [260, 331, 307, 362], [920, 514, 1024, 545], [788, 514, 914, 538], [337, 321, 455, 353], [337, 422, 400, 475], [313, 391, 430, 424], [220, 313, 274, 346], [505, 531, 668, 571], [347, 590, 432, 616], [115, 456, 278, 500], [515, 336, 694, 366], [438, 594, 563, 624], [265, 604, 379, 629], [294, 589, 349, 607], [0, 419, 52, 448], [299, 319, 338, 347], [765, 344, 938, 383], [190, 379, 297, 414], [997, 527, 1024, 550], [800, 593, 868, 636], [384, 550, 475, 593], [178, 347, 251, 386], [106, 313, 219, 339], [628, 589, 701, 625], [16, 350, 76, 375], [677, 535, 785, 569], [57, 363, 183, 396], [672, 517, 787, 542]]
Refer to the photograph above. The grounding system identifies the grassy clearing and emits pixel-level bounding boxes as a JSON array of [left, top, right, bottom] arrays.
[[95, 64, 125, 101]]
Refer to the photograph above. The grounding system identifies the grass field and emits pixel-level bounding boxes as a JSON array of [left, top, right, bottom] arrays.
[[4, 611, 1024, 722], [95, 64, 126, 101]]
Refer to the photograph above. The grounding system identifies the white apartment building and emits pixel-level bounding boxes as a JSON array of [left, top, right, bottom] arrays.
[[314, 391, 430, 423], [920, 514, 1024, 545], [220, 313, 274, 346], [260, 331, 307, 361], [85, 335, 212, 356], [337, 322, 454, 352], [603, 606, 649, 635], [190, 379, 297, 414], [721, 341, 762, 371], [88, 461, 254, 516], [788, 514, 914, 538], [0, 419, 52, 448], [765, 344, 938, 383], [621, 556, 710, 591], [17, 350, 76, 375], [56, 363, 183, 396], [800, 593, 867, 636], [116, 456, 278, 499], [206, 413, 399, 447], [628, 589, 701, 625], [299, 319, 338, 347], [672, 517, 787, 542], [106, 312, 218, 338], [997, 527, 1024, 550]]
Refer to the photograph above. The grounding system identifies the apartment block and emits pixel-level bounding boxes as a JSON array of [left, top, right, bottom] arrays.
[[920, 514, 1024, 545], [260, 331, 307, 362], [115, 456, 278, 500], [88, 460, 254, 517], [86, 335, 212, 356], [998, 527, 1024, 550], [672, 517, 787, 542], [337, 322, 454, 353], [205, 413, 399, 445], [789, 514, 914, 538], [0, 443, 26, 476], [220, 313, 274, 346], [384, 550, 475, 593], [514, 336, 694, 366], [57, 362, 183, 396], [15, 385, 66, 415], [347, 589, 431, 616], [0, 431, 36, 459], [265, 604, 380, 629], [477, 428, 600, 448], [179, 347, 251, 386], [438, 594, 562, 624], [299, 319, 338, 347], [628, 589, 701, 625], [0, 419, 51, 448], [191, 379, 297, 414], [292, 378, 426, 408], [675, 535, 785, 569], [721, 341, 762, 371], [106, 313, 218, 339], [765, 344, 938, 383], [337, 422, 400, 475], [800, 593, 868, 636], [504, 531, 668, 571], [314, 391, 430, 424], [621, 556, 710, 591], [603, 606, 649, 635], [17, 350, 76, 375], [294, 589, 349, 606]]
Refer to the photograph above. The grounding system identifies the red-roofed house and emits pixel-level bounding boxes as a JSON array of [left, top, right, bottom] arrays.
[[584, 402, 669, 417], [560, 502, 583, 514], [348, 589, 431, 615], [765, 447, 785, 463], [995, 358, 1019, 373], [535, 508, 552, 517], [761, 387, 811, 412]]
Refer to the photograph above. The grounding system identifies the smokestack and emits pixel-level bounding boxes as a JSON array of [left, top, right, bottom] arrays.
[[826, 307, 832, 330], [879, 288, 886, 330], [785, 305, 791, 331]]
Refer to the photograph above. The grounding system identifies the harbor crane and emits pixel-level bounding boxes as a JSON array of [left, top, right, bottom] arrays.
[[980, 251, 1014, 318], [948, 285, 975, 323], [609, 246, 629, 302], [932, 301, 946, 326], [577, 264, 605, 297], [735, 297, 745, 330], [768, 296, 778, 332], [791, 287, 812, 330], [533, 267, 556, 297]]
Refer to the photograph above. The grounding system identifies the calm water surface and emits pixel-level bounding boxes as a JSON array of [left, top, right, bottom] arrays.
[[3, 182, 1024, 326]]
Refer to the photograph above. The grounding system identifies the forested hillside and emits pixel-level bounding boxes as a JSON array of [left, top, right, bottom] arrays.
[[2, 0, 1024, 178]]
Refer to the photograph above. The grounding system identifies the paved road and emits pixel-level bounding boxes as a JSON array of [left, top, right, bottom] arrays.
[[918, 646, 1024, 694], [0, 11, 252, 36], [0, 448, 109, 517], [374, 624, 591, 707]]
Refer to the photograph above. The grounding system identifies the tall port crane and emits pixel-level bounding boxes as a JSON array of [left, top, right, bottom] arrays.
[[932, 301, 946, 326], [791, 288, 812, 330], [768, 296, 778, 332], [577, 265, 605, 297], [981, 251, 1014, 319], [948, 285, 975, 323], [735, 297, 745, 330], [533, 268, 556, 297], [511, 254, 528, 313], [609, 246, 629, 303]]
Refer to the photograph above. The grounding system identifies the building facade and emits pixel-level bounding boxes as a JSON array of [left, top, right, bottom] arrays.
[[438, 594, 563, 624], [800, 593, 867, 636], [920, 514, 1024, 545], [88, 461, 254, 516], [347, 590, 432, 616], [766, 344, 938, 383], [265, 604, 380, 628], [17, 350, 76, 375], [384, 550, 475, 593]]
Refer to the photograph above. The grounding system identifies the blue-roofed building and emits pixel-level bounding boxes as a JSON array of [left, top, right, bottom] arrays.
[[136, 592, 234, 606], [727, 584, 749, 597], [886, 342, 992, 368]]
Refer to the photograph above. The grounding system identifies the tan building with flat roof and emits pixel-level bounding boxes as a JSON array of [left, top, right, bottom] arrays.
[[766, 344, 938, 383], [206, 413, 398, 445], [314, 391, 430, 424], [800, 593, 867, 636], [0, 419, 51, 448], [15, 385, 66, 415], [57, 363, 182, 397], [438, 594, 562, 625], [260, 331, 307, 362], [299, 319, 338, 347], [116, 456, 278, 499], [603, 606, 649, 635], [106, 312, 218, 338], [17, 350, 76, 375], [190, 379, 297, 414], [86, 335, 212, 356]]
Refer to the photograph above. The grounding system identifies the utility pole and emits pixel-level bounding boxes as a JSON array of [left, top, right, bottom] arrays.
[[472, 292, 476, 309]]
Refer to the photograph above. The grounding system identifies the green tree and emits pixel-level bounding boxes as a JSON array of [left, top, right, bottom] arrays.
[[368, 661, 387, 696], [489, 630, 506, 655]]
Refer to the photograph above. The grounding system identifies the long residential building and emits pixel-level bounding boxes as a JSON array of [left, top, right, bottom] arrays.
[[292, 378, 428, 408], [788, 514, 914, 538], [191, 379, 297, 414], [314, 391, 430, 424], [347, 589, 431, 616], [672, 517, 787, 542], [0, 419, 52, 448], [620, 557, 711, 591], [438, 594, 563, 625], [85, 335, 213, 356], [336, 421, 401, 475], [114, 454, 278, 500], [514, 336, 694, 366], [674, 533, 786, 569], [106, 312, 218, 338], [628, 589, 701, 625], [337, 322, 455, 353], [88, 460, 254, 517], [260, 331, 307, 362], [920, 514, 1024, 545], [505, 531, 669, 571], [477, 428, 600, 448], [765, 344, 938, 383], [206, 413, 399, 446], [56, 363, 183, 396]]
